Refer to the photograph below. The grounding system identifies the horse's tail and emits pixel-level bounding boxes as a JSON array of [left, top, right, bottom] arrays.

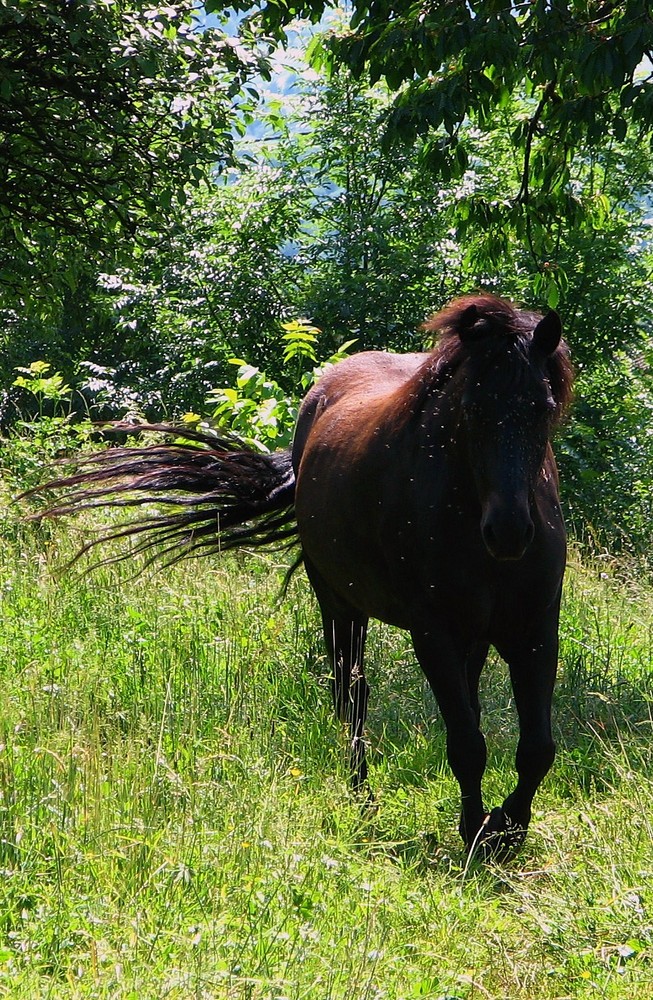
[[23, 423, 299, 570]]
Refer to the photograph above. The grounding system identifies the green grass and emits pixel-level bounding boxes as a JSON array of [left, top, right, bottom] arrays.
[[0, 510, 652, 999]]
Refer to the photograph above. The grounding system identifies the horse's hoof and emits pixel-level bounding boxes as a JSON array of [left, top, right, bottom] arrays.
[[472, 807, 527, 862], [360, 785, 376, 809], [351, 778, 377, 813]]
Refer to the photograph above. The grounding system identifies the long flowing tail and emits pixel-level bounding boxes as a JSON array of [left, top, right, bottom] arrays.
[[23, 424, 299, 569]]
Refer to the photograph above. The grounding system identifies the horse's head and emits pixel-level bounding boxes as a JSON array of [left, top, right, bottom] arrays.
[[427, 296, 572, 562]]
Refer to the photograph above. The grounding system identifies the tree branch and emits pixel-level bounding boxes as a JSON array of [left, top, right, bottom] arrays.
[[516, 79, 557, 206]]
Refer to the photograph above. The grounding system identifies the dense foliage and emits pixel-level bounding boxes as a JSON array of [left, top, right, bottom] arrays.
[[240, 0, 653, 254], [2, 2, 653, 555], [0, 0, 263, 310]]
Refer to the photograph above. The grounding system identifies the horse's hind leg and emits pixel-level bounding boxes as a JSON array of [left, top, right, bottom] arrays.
[[322, 611, 370, 788], [304, 561, 370, 788]]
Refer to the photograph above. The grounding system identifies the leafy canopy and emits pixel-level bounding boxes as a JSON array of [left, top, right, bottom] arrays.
[[0, 0, 264, 306], [228, 1, 653, 239]]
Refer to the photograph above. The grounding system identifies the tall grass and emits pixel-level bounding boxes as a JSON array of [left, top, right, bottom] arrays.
[[0, 505, 651, 998]]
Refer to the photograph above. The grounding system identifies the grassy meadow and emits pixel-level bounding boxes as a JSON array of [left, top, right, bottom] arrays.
[[0, 501, 652, 999]]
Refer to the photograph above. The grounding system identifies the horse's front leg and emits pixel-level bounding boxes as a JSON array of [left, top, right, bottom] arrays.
[[412, 629, 488, 850], [492, 606, 560, 854], [466, 641, 490, 729]]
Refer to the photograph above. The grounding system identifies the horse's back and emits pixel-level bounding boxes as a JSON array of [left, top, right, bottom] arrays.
[[293, 350, 427, 463]]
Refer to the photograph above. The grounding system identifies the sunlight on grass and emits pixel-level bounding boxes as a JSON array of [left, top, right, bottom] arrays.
[[0, 514, 652, 998]]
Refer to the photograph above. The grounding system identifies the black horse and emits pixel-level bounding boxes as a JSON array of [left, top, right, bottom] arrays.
[[31, 294, 573, 856]]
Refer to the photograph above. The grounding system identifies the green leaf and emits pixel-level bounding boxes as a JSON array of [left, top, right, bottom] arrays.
[[546, 281, 560, 309]]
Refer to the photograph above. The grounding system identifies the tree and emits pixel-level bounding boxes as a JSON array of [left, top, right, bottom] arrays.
[[0, 0, 264, 309], [72, 52, 653, 408], [79, 62, 466, 415], [230, 1, 653, 254], [267, 67, 461, 350]]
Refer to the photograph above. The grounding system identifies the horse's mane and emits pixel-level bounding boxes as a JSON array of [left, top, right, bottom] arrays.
[[420, 294, 574, 421]]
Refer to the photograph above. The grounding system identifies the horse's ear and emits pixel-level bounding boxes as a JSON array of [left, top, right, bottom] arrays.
[[458, 304, 491, 342], [532, 310, 562, 355]]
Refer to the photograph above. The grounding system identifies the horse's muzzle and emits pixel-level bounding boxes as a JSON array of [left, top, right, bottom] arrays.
[[481, 505, 535, 561]]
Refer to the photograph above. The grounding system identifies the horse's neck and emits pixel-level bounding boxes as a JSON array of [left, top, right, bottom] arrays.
[[395, 355, 460, 430]]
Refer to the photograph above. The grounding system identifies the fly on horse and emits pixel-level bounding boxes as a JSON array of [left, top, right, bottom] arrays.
[[31, 294, 573, 857]]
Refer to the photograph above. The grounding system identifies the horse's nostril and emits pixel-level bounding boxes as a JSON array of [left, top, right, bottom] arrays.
[[482, 523, 496, 548], [482, 513, 535, 559]]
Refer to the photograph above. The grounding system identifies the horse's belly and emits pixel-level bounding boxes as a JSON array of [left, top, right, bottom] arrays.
[[297, 509, 410, 626], [296, 482, 486, 632], [297, 488, 564, 643]]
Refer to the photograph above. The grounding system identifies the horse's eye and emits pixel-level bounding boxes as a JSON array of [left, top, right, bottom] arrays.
[[535, 398, 557, 416]]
